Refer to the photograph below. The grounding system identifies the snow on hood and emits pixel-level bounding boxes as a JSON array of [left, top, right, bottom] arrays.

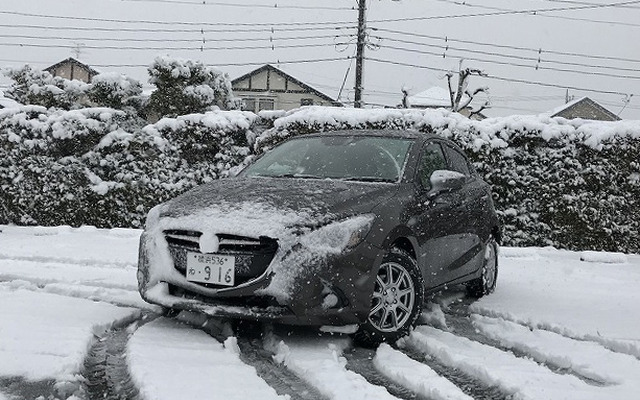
[[143, 177, 388, 301], [153, 176, 396, 232]]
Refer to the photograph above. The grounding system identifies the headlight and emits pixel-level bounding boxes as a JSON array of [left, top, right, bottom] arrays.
[[345, 217, 374, 250], [298, 215, 375, 254]]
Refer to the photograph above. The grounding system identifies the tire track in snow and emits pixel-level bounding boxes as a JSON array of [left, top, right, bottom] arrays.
[[264, 330, 401, 400], [343, 346, 428, 400], [236, 336, 329, 400], [404, 325, 608, 400], [469, 306, 640, 361], [471, 315, 640, 389], [0, 253, 135, 269], [0, 377, 57, 400], [190, 318, 328, 400], [82, 313, 152, 400], [0, 278, 154, 311], [444, 300, 607, 386], [396, 342, 509, 400]]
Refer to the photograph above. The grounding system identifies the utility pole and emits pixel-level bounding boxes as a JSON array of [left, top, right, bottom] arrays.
[[354, 0, 367, 108]]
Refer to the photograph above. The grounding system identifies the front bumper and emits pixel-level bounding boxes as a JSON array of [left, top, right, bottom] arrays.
[[137, 230, 383, 326]]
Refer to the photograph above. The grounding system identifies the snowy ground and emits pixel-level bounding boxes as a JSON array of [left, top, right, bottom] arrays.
[[1, 224, 639, 400]]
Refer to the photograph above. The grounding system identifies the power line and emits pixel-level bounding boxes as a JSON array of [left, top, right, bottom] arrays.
[[366, 57, 636, 97], [378, 35, 640, 74], [433, 0, 640, 27], [0, 33, 344, 44], [540, 0, 640, 10], [0, 41, 337, 51], [119, 0, 356, 10], [92, 56, 354, 68], [374, 27, 640, 64], [0, 10, 353, 27], [376, 43, 640, 81], [368, 0, 640, 23], [0, 22, 353, 34]]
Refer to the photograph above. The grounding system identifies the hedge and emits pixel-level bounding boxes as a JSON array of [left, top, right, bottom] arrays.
[[1, 105, 638, 253]]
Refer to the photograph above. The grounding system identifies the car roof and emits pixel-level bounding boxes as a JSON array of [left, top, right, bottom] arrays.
[[302, 129, 437, 141]]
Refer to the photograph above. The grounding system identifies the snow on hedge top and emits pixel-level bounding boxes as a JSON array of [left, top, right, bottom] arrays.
[[0, 105, 126, 140], [267, 106, 640, 151], [149, 110, 257, 133]]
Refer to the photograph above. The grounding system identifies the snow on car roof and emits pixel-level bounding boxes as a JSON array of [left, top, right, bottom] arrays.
[[299, 129, 431, 140]]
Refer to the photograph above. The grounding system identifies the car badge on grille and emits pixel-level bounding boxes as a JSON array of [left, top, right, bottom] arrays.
[[198, 232, 220, 253]]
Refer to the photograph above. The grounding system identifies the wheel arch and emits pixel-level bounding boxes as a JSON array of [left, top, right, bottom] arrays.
[[378, 225, 419, 261]]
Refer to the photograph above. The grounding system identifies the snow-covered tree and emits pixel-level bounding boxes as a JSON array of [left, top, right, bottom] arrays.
[[146, 56, 242, 118], [3, 65, 88, 110], [87, 72, 143, 110], [446, 66, 490, 118]]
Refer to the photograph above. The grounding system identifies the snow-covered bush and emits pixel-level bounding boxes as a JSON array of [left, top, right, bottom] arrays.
[[2, 65, 88, 110], [87, 72, 143, 110], [0, 106, 257, 228], [256, 107, 640, 253], [146, 56, 242, 118], [1, 102, 638, 253], [0, 106, 136, 225]]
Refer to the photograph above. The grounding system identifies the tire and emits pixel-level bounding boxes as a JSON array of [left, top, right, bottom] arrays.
[[353, 248, 424, 347], [467, 237, 498, 298], [160, 306, 181, 318]]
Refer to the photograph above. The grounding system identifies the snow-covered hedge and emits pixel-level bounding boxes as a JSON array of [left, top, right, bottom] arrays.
[[256, 107, 640, 253], [2, 105, 638, 253], [0, 106, 257, 228]]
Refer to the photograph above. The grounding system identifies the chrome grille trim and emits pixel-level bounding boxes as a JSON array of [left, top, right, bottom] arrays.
[[165, 233, 200, 244], [219, 238, 262, 246]]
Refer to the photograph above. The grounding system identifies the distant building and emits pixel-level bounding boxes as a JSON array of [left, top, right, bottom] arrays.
[[44, 57, 99, 83], [551, 97, 620, 121], [407, 87, 456, 109], [232, 64, 341, 112], [407, 86, 485, 120]]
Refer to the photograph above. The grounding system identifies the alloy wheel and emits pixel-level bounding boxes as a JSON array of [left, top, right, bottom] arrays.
[[483, 242, 497, 289], [368, 261, 416, 333]]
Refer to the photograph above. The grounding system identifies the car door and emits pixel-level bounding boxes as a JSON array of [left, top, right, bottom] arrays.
[[439, 143, 486, 279], [409, 140, 468, 288]]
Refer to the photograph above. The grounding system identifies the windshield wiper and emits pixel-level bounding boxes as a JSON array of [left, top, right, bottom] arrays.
[[340, 176, 396, 183], [268, 173, 323, 179]]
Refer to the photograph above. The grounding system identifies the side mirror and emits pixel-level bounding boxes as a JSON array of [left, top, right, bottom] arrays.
[[428, 170, 466, 198]]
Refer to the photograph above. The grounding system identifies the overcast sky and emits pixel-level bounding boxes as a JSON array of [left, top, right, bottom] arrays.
[[1, 0, 639, 119]]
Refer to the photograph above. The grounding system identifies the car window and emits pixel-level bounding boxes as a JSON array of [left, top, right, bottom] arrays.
[[242, 136, 414, 183], [444, 145, 471, 176], [418, 142, 447, 189]]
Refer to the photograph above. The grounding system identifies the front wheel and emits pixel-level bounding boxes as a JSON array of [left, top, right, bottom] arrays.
[[353, 248, 424, 347], [467, 237, 498, 298]]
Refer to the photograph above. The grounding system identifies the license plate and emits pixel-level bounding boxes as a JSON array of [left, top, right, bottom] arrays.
[[186, 252, 235, 286]]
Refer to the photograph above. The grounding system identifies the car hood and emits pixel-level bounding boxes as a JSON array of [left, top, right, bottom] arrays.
[[157, 177, 397, 227]]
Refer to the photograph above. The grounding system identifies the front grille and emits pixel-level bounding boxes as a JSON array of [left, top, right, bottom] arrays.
[[164, 230, 278, 288]]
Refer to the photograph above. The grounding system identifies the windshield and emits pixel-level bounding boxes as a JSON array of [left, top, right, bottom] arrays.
[[242, 135, 414, 182]]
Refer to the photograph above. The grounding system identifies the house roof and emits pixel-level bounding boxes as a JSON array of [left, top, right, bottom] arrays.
[[44, 57, 100, 76], [232, 64, 341, 106], [408, 87, 453, 108], [550, 96, 621, 121]]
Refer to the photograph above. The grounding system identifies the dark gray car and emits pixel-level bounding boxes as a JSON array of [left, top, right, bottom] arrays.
[[137, 129, 500, 345]]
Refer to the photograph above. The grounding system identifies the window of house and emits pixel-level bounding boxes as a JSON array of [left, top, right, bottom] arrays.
[[243, 98, 256, 112], [300, 98, 314, 106], [258, 98, 275, 111]]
